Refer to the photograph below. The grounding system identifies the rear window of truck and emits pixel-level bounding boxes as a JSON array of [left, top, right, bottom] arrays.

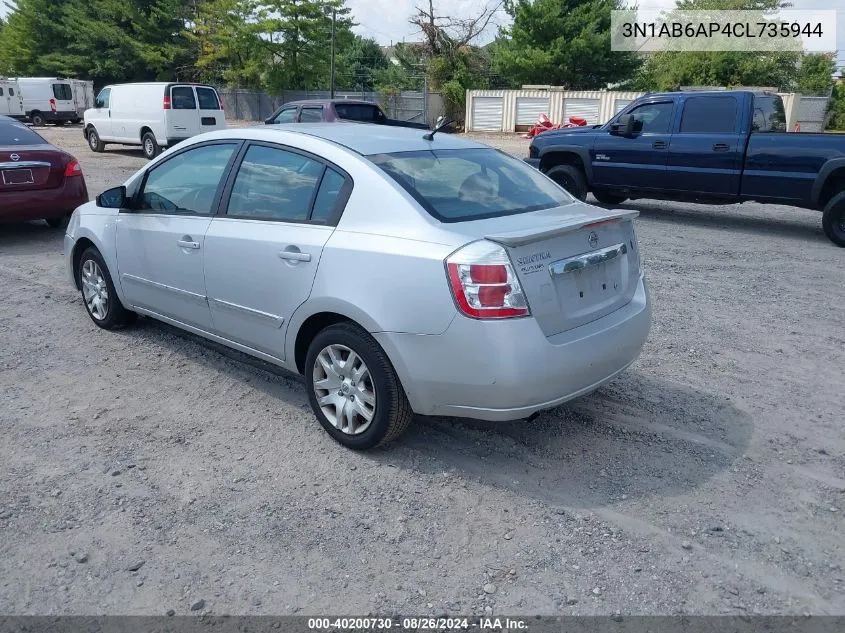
[[370, 148, 573, 222], [196, 87, 220, 110], [52, 83, 72, 101], [335, 104, 384, 122]]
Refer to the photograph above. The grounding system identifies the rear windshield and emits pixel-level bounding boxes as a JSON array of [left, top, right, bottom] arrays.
[[335, 103, 384, 122], [196, 87, 220, 110], [369, 148, 574, 222], [0, 121, 46, 145], [53, 83, 72, 101]]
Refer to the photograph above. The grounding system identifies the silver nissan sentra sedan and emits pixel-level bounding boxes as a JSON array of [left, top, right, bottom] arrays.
[[65, 124, 651, 449]]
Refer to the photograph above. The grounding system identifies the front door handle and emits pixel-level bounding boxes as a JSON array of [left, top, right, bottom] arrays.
[[279, 250, 311, 262], [713, 143, 730, 152], [177, 238, 200, 250], [652, 140, 666, 149]]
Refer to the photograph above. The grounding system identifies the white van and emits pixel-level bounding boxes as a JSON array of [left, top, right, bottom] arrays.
[[0, 79, 25, 120], [14, 77, 79, 125], [83, 82, 226, 159]]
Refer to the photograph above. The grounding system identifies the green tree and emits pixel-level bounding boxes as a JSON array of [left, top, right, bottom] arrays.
[[797, 53, 836, 96], [0, 0, 194, 83], [827, 80, 845, 131], [336, 35, 388, 91], [492, 0, 640, 89], [258, 0, 354, 93], [636, 0, 802, 91], [190, 0, 268, 87]]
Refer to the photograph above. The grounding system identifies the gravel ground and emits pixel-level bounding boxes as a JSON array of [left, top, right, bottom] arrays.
[[1, 124, 844, 616]]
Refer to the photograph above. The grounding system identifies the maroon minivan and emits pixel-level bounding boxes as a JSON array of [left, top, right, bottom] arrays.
[[0, 116, 88, 228]]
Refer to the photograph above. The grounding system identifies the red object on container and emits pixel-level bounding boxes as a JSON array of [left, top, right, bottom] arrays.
[[522, 114, 588, 138]]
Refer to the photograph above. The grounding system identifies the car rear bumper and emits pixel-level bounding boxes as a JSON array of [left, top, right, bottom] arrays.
[[374, 275, 651, 421], [0, 177, 89, 222]]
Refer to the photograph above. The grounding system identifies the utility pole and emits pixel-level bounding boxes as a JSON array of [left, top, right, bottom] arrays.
[[329, 7, 336, 99]]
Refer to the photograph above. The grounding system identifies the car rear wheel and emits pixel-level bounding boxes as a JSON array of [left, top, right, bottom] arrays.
[[545, 164, 587, 201], [45, 215, 70, 229], [305, 323, 413, 449], [76, 247, 136, 329], [30, 112, 45, 126], [142, 132, 160, 160], [822, 191, 845, 247], [87, 128, 105, 152], [592, 189, 628, 205]]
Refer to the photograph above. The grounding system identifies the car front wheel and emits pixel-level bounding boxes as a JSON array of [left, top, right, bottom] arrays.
[[545, 164, 588, 201], [76, 247, 136, 329], [142, 132, 160, 160], [88, 128, 105, 152], [305, 323, 413, 449]]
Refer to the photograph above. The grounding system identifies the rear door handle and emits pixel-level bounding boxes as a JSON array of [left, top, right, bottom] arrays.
[[652, 141, 666, 149], [713, 143, 730, 152], [177, 238, 200, 250], [279, 250, 311, 262]]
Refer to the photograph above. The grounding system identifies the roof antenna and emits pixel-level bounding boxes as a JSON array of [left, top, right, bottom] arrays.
[[423, 115, 453, 141]]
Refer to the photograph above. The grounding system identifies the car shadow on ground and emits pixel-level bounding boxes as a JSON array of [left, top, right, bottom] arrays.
[[0, 221, 66, 254], [115, 316, 753, 512], [598, 199, 825, 244]]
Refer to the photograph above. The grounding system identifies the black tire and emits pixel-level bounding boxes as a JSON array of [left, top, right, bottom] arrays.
[[142, 132, 160, 160], [45, 215, 70, 229], [87, 128, 105, 152], [545, 164, 588, 201], [30, 112, 45, 126], [822, 190, 845, 247], [592, 189, 628, 205], [72, 118, 81, 125], [55, 120, 66, 127], [304, 322, 413, 449], [76, 247, 136, 330]]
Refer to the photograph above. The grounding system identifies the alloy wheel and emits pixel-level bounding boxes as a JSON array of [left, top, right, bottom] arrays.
[[81, 259, 109, 321], [312, 344, 376, 435]]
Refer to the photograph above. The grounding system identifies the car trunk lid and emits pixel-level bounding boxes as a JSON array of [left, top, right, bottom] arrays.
[[0, 145, 67, 192], [461, 204, 641, 337]]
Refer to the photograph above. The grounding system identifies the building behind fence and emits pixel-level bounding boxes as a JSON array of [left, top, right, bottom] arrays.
[[218, 88, 445, 127], [464, 88, 831, 133]]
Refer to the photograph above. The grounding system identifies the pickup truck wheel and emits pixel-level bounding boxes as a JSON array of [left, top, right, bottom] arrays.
[[545, 164, 587, 201], [822, 191, 845, 247], [592, 190, 628, 205]]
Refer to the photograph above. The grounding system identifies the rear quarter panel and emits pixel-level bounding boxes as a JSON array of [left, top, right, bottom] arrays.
[[742, 133, 845, 205]]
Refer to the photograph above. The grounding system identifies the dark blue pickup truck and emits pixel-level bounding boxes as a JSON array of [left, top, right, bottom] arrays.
[[525, 90, 845, 246]]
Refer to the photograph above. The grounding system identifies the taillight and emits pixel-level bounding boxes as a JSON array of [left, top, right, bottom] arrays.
[[445, 240, 529, 319], [49, 98, 57, 113], [64, 159, 82, 177], [163, 95, 171, 110]]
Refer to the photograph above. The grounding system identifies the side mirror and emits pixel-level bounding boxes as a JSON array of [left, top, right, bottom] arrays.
[[96, 186, 127, 209], [94, 99, 104, 109], [610, 114, 634, 137]]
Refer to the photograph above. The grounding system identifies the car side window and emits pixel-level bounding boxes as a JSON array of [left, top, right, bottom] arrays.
[[310, 168, 346, 223], [226, 145, 325, 222], [629, 102, 673, 134], [96, 88, 110, 109], [171, 86, 197, 110], [8, 88, 13, 97], [299, 107, 323, 123], [0, 88, 4, 97], [273, 108, 296, 124], [138, 143, 237, 215], [680, 96, 738, 134], [751, 95, 787, 133]]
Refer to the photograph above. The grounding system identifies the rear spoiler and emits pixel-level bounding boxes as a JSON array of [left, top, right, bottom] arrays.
[[484, 208, 639, 248]]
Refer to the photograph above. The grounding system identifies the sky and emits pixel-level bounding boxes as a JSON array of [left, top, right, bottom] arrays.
[[1, 0, 843, 67]]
